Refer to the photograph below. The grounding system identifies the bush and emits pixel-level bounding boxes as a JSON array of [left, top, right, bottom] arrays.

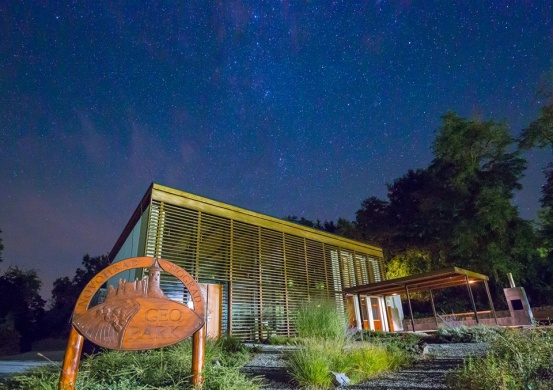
[[1, 338, 260, 390], [435, 325, 502, 343], [0, 321, 21, 355], [266, 334, 294, 345], [288, 340, 334, 389], [447, 328, 553, 390], [293, 300, 346, 340]]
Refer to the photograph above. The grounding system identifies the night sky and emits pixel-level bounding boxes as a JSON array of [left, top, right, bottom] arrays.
[[1, 1, 552, 298]]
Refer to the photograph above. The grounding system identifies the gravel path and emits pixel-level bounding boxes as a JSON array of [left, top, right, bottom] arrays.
[[348, 343, 489, 389], [242, 343, 489, 389]]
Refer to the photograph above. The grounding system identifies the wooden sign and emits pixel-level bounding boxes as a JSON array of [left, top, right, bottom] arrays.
[[59, 257, 206, 389]]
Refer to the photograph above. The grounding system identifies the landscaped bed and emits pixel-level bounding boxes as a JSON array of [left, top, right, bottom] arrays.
[[446, 327, 553, 390], [10, 306, 549, 389], [1, 337, 262, 390]]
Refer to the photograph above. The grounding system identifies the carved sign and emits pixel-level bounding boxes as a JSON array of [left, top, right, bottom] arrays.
[[71, 257, 205, 350]]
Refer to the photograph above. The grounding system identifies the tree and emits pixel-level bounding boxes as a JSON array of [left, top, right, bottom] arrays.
[[518, 75, 553, 305], [355, 113, 532, 299], [355, 196, 390, 247], [429, 113, 529, 281], [0, 267, 45, 352], [45, 254, 110, 336], [284, 215, 341, 235]]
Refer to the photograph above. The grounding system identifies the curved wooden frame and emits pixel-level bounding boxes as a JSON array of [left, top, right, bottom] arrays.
[[59, 257, 206, 389]]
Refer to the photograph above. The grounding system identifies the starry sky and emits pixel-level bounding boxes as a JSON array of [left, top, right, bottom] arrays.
[[1, 1, 552, 298]]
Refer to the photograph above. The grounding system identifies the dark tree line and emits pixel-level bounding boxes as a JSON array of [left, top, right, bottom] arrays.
[[518, 73, 553, 304], [0, 234, 109, 353], [43, 254, 110, 337]]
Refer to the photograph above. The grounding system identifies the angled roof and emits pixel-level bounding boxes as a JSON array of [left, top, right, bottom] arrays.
[[343, 267, 488, 296], [109, 183, 384, 261]]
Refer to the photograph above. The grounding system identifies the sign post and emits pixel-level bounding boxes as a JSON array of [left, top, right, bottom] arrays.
[[59, 257, 206, 389]]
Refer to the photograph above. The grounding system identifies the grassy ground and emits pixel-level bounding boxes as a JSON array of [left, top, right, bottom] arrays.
[[1, 337, 262, 390]]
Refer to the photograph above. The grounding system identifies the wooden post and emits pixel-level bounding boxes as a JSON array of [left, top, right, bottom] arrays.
[[191, 326, 206, 386], [405, 285, 416, 332], [429, 289, 439, 329], [465, 275, 479, 324], [59, 328, 84, 390], [484, 280, 499, 325], [357, 293, 364, 331]]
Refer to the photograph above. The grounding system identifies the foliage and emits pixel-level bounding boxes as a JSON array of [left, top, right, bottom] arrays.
[[266, 334, 294, 345], [0, 315, 21, 355], [385, 249, 432, 279], [354, 113, 534, 305], [517, 70, 553, 305], [293, 299, 346, 340], [435, 325, 502, 343], [44, 254, 110, 337], [355, 330, 423, 354], [287, 301, 414, 388], [283, 216, 337, 234], [287, 338, 412, 388], [287, 340, 334, 389], [0, 266, 45, 352], [1, 337, 261, 390], [447, 328, 553, 390]]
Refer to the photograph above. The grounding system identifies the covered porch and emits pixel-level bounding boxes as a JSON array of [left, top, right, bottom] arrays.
[[344, 267, 497, 332]]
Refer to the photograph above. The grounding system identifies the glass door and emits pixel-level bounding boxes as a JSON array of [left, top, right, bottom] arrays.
[[370, 297, 382, 331]]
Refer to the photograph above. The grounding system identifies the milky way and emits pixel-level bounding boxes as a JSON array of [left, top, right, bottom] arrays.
[[1, 1, 552, 295]]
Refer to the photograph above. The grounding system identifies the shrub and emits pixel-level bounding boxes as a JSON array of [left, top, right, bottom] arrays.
[[436, 325, 502, 343], [293, 300, 346, 340], [288, 340, 333, 389], [355, 329, 423, 353], [287, 338, 413, 387]]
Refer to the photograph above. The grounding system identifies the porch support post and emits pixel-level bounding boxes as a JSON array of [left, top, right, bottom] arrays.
[[465, 275, 479, 324], [357, 293, 364, 331], [405, 285, 416, 332], [429, 289, 439, 329], [484, 280, 498, 325]]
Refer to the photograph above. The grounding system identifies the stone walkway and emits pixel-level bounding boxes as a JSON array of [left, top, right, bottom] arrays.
[[242, 343, 489, 389]]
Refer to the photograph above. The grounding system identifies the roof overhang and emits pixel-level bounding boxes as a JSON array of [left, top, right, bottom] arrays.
[[343, 267, 488, 296]]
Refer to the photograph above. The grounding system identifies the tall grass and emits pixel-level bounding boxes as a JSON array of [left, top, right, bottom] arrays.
[[288, 300, 413, 388], [447, 328, 553, 390], [1, 337, 261, 390], [288, 338, 412, 388], [293, 299, 346, 340]]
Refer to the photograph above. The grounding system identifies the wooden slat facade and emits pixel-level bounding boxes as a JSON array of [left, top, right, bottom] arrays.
[[110, 183, 385, 340]]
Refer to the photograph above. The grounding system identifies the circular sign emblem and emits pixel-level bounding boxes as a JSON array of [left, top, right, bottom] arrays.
[[71, 257, 205, 350]]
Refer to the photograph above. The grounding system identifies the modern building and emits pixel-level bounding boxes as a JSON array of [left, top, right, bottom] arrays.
[[109, 183, 391, 340]]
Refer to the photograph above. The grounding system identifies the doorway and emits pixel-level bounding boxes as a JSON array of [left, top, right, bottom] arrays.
[[200, 283, 223, 339], [369, 297, 382, 331]]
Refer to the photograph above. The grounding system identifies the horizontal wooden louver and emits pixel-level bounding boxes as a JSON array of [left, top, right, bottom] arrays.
[[231, 221, 261, 340], [260, 228, 287, 336], [198, 213, 230, 282], [284, 233, 309, 323], [143, 198, 385, 340], [305, 239, 327, 300]]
